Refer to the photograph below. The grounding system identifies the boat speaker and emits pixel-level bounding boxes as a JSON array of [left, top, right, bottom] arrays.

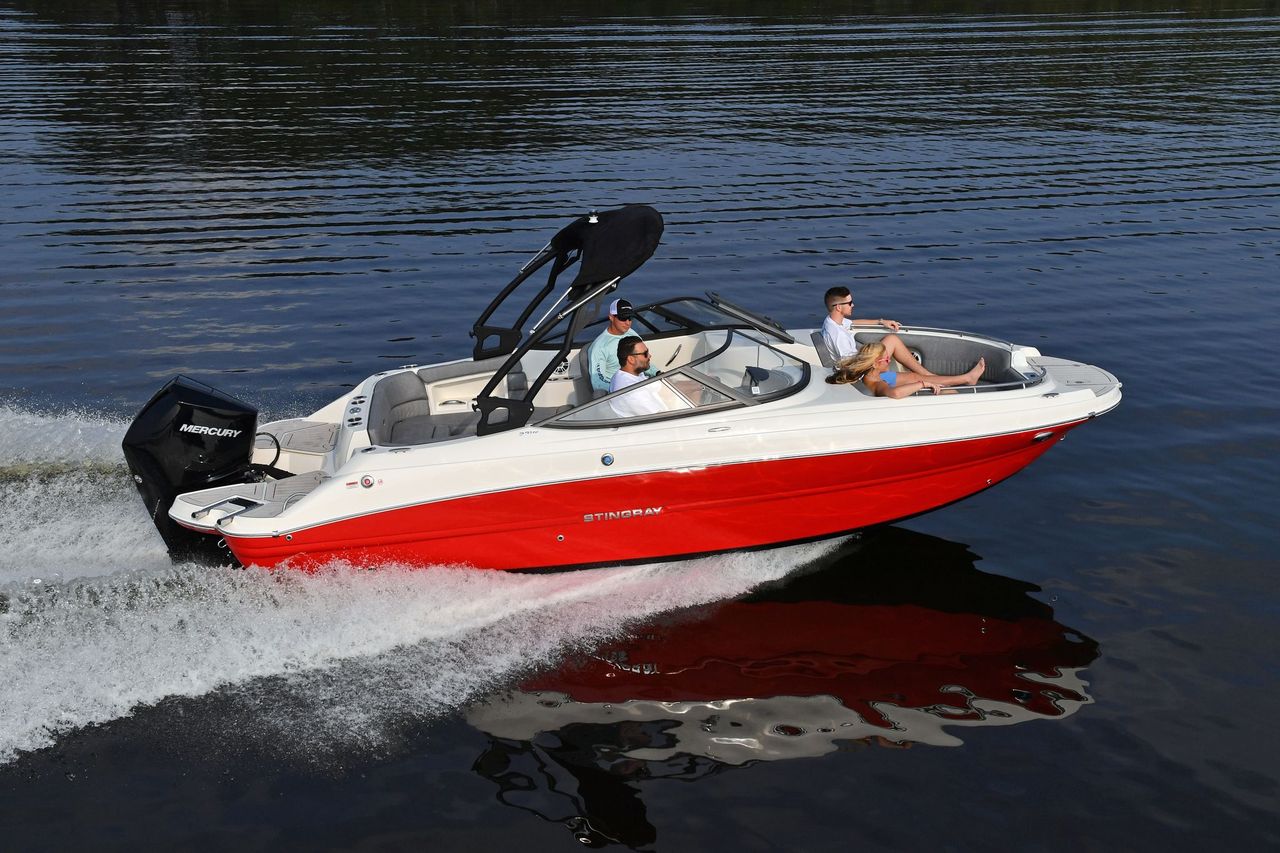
[[122, 375, 258, 564]]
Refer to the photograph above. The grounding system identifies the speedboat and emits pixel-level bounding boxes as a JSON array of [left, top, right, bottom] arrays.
[[122, 205, 1122, 571]]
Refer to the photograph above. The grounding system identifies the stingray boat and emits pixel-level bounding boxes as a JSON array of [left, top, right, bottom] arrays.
[[123, 205, 1121, 570]]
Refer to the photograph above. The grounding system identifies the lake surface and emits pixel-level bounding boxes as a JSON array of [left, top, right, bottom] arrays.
[[2, 2, 1278, 850]]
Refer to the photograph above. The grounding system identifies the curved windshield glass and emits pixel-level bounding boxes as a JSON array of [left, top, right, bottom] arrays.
[[549, 296, 783, 348], [548, 329, 809, 427], [682, 330, 808, 397]]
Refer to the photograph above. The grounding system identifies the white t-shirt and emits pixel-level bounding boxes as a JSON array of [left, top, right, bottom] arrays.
[[822, 315, 858, 359], [609, 370, 667, 418]]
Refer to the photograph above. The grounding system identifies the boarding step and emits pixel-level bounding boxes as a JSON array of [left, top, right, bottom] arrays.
[[255, 419, 339, 455], [173, 471, 328, 521]]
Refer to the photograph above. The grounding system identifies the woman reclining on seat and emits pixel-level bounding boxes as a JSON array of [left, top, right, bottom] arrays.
[[828, 341, 985, 398]]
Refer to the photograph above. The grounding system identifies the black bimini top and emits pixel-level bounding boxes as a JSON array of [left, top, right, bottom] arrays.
[[471, 204, 664, 361], [552, 204, 664, 290], [468, 204, 664, 435]]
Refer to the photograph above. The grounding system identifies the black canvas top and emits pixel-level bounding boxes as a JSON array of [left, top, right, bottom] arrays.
[[469, 204, 666, 434], [550, 204, 664, 290]]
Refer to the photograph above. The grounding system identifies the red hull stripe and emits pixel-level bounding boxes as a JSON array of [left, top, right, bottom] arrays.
[[225, 421, 1084, 571]]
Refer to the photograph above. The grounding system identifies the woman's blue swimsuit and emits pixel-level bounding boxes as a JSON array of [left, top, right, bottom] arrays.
[[880, 370, 898, 387]]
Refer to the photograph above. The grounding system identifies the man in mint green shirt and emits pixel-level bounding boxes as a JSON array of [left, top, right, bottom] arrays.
[[588, 298, 656, 393]]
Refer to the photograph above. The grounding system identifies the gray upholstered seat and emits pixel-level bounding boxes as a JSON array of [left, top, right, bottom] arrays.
[[572, 344, 605, 406], [367, 358, 517, 446], [387, 417, 452, 445], [853, 331, 1011, 380], [368, 372, 432, 445], [811, 330, 837, 368]]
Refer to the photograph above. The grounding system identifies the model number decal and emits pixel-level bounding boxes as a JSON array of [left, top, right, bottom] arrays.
[[583, 507, 664, 523]]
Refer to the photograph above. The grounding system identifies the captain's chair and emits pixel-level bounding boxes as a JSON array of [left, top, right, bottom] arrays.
[[572, 345, 607, 406]]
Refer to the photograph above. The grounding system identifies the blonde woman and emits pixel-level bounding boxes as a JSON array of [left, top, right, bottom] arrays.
[[828, 342, 985, 398]]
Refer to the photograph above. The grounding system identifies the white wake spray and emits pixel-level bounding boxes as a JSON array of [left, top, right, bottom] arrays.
[[0, 403, 129, 468], [0, 405, 836, 764]]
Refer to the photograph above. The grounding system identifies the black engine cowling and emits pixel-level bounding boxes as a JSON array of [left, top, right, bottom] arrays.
[[122, 375, 257, 564]]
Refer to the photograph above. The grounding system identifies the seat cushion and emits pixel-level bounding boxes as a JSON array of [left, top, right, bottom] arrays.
[[368, 371, 430, 445], [811, 330, 836, 368], [388, 416, 452, 445]]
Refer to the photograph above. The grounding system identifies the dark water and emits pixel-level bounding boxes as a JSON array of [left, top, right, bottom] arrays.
[[2, 2, 1278, 849]]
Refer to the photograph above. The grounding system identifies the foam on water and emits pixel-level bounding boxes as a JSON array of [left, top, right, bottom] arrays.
[[0, 405, 172, 582], [0, 404, 129, 469], [0, 406, 835, 764]]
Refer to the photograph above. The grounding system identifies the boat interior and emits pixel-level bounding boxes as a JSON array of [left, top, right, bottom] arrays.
[[363, 324, 786, 446], [353, 313, 1043, 451], [824, 328, 1037, 385]]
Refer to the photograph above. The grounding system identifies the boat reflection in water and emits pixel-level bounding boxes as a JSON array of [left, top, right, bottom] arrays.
[[464, 527, 1099, 847]]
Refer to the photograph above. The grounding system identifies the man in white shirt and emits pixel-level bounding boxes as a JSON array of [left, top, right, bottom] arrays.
[[609, 337, 668, 418], [821, 286, 934, 379], [821, 286, 903, 357]]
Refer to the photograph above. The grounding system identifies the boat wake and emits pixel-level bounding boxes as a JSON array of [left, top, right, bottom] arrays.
[[0, 405, 835, 765]]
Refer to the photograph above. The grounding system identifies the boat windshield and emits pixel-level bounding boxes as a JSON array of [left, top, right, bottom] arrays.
[[636, 299, 747, 335], [547, 329, 809, 427], [541, 296, 792, 349]]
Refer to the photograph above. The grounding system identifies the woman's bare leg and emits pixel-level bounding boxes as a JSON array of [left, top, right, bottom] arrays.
[[879, 334, 933, 377]]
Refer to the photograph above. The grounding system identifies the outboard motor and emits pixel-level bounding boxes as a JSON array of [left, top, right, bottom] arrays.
[[122, 375, 257, 564]]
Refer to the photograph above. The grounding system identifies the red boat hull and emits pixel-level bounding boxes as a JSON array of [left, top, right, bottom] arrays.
[[224, 420, 1085, 571]]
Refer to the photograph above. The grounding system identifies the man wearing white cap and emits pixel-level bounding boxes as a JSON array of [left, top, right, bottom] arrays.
[[588, 298, 655, 393]]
